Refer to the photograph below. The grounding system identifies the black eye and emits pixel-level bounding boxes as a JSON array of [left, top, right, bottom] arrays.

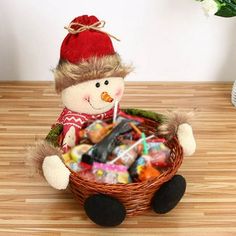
[[95, 82, 100, 88], [104, 80, 109, 85]]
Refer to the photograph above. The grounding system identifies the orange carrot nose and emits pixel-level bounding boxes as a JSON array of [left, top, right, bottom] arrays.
[[101, 91, 114, 103]]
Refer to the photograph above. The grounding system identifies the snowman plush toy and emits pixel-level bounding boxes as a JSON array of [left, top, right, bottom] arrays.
[[30, 15, 196, 227]]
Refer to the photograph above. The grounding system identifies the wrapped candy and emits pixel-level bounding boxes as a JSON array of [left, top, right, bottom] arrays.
[[139, 164, 161, 181], [122, 139, 143, 154], [70, 144, 92, 162], [128, 155, 149, 182], [129, 155, 161, 182], [112, 144, 138, 167], [66, 160, 83, 172], [89, 120, 133, 163], [62, 152, 71, 163], [149, 150, 172, 168], [147, 142, 172, 168], [92, 162, 131, 184], [62, 144, 93, 172], [78, 170, 96, 182], [147, 142, 170, 153], [80, 120, 114, 144]]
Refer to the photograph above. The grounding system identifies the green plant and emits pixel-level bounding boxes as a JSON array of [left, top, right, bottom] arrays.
[[197, 0, 236, 17]]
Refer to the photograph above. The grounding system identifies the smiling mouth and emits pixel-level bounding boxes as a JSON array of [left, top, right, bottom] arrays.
[[86, 98, 112, 110]]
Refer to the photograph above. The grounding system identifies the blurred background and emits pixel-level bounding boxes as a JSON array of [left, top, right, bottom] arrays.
[[0, 0, 236, 82]]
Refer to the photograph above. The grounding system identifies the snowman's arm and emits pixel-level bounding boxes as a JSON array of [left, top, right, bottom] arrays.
[[29, 135, 70, 190], [43, 155, 70, 190], [42, 124, 77, 190], [158, 111, 196, 156], [45, 122, 81, 149], [176, 123, 196, 156], [61, 125, 78, 152]]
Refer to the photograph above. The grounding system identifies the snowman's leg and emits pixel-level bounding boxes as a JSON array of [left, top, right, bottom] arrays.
[[152, 175, 186, 214], [84, 194, 126, 226], [42, 155, 70, 190], [177, 123, 196, 156]]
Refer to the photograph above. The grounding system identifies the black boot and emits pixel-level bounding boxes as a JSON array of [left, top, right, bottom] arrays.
[[152, 175, 186, 214], [84, 194, 126, 227]]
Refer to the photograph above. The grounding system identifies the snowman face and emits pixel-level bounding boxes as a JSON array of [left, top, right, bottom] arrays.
[[61, 77, 125, 114]]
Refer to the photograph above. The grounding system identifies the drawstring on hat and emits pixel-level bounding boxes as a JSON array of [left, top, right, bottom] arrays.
[[64, 20, 120, 42]]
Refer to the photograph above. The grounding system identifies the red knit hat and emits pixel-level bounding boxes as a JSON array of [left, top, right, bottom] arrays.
[[60, 15, 115, 63], [54, 15, 132, 93]]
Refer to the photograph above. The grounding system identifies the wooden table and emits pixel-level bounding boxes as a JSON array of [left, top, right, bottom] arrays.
[[0, 82, 235, 236]]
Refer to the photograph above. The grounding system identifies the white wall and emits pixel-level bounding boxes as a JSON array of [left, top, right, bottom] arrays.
[[0, 0, 236, 82]]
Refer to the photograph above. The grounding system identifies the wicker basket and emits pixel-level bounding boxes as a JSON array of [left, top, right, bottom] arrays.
[[68, 114, 184, 216]]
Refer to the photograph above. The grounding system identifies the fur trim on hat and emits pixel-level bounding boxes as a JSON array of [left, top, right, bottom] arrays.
[[54, 53, 133, 93]]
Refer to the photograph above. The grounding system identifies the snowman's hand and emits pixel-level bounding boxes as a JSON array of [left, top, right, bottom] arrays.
[[62, 144, 70, 154], [177, 123, 196, 156], [62, 126, 77, 148], [42, 155, 70, 190]]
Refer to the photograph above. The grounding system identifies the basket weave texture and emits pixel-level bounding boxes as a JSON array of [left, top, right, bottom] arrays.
[[68, 113, 183, 216]]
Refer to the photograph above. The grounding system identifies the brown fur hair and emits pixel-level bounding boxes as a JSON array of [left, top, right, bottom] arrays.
[[158, 111, 194, 140], [26, 140, 62, 176], [53, 53, 133, 93]]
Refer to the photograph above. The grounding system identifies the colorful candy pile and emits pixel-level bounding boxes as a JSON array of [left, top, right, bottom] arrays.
[[62, 115, 172, 184]]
